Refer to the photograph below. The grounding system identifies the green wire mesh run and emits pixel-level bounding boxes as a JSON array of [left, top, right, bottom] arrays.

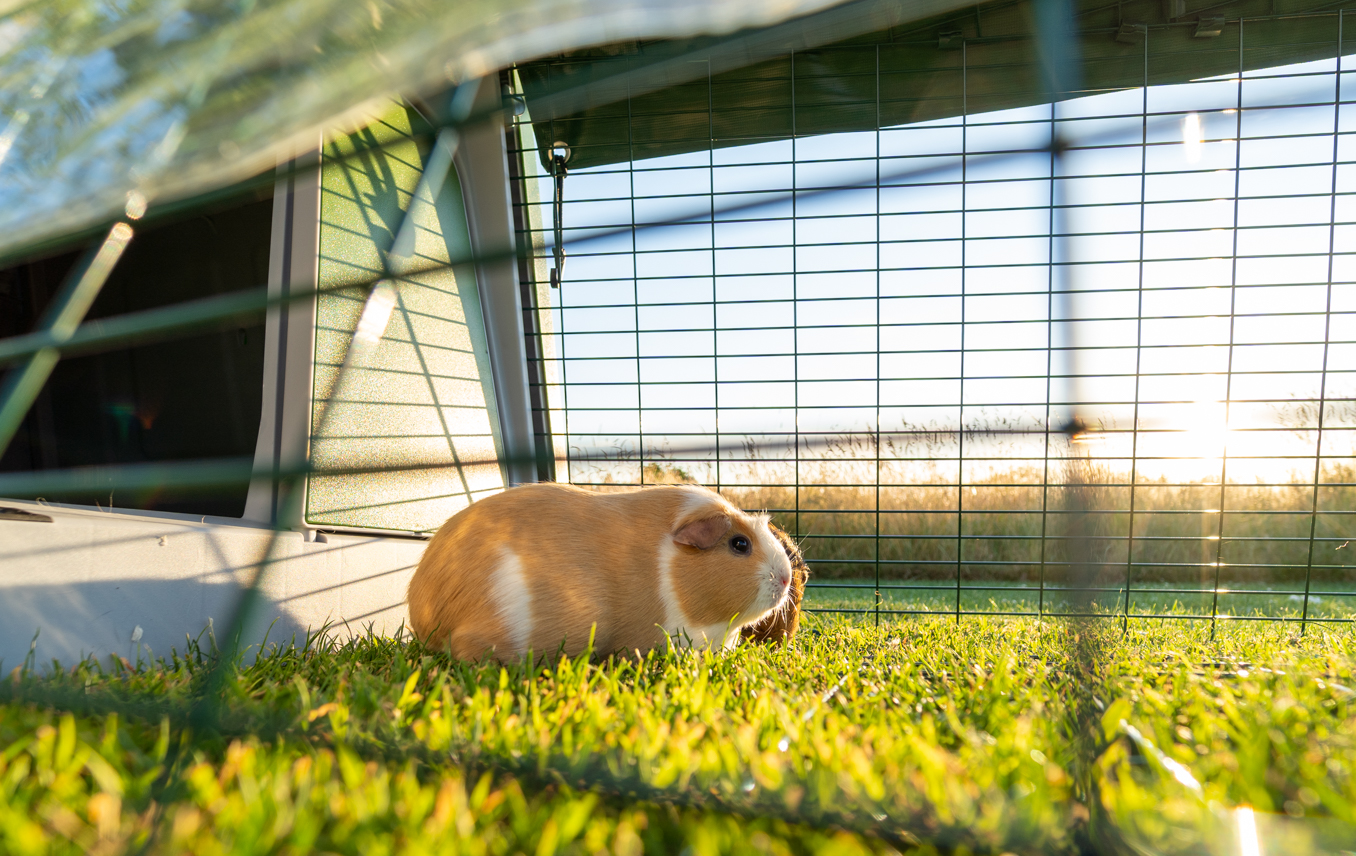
[[506, 8, 1356, 632], [1, 0, 1355, 639]]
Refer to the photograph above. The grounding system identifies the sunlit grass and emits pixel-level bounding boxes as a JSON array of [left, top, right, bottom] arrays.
[[2, 616, 1354, 855]]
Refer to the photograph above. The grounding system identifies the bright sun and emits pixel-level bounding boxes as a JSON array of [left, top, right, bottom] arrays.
[[1175, 401, 1232, 462]]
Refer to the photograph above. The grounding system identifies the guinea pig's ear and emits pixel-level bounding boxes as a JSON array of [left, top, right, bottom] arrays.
[[673, 514, 731, 549]]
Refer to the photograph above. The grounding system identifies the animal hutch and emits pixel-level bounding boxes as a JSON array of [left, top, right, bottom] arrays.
[[3, 0, 1354, 668]]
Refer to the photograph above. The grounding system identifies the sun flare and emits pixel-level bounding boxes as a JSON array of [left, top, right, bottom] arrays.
[[1174, 401, 1232, 462]]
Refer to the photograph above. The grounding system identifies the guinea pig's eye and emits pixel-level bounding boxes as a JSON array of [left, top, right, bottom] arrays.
[[730, 535, 751, 555]]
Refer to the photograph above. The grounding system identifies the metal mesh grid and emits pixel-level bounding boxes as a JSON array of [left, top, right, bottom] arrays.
[[0, 9, 1352, 851], [508, 11, 1356, 631]]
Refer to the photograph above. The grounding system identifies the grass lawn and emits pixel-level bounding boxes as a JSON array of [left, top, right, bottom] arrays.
[[2, 615, 1354, 855], [803, 579, 1356, 623]]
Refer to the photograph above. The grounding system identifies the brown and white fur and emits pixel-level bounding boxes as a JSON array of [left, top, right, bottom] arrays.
[[407, 483, 794, 661]]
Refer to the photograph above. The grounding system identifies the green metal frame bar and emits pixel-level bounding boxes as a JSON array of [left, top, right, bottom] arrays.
[[0, 222, 133, 458]]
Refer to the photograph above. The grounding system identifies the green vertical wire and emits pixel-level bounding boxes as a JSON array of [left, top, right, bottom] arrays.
[[1123, 30, 1150, 632], [1039, 69, 1055, 622], [708, 60, 721, 495], [555, 119, 573, 487], [1041, 96, 1052, 624], [1210, 23, 1246, 641], [628, 71, 642, 486], [955, 41, 968, 623], [1302, 13, 1343, 635], [874, 43, 882, 627], [1039, 178, 1052, 623], [0, 222, 134, 457], [792, 51, 801, 575], [525, 82, 558, 484]]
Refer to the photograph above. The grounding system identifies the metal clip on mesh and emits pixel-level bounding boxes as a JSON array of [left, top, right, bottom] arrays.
[[549, 142, 569, 288]]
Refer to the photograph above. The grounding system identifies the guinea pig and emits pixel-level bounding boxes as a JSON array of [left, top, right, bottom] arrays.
[[741, 521, 808, 645], [406, 482, 795, 661]]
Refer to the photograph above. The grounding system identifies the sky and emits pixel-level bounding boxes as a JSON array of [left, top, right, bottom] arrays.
[[521, 54, 1356, 488]]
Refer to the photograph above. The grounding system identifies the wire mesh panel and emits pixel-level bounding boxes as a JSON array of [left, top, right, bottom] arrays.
[[509, 11, 1356, 629]]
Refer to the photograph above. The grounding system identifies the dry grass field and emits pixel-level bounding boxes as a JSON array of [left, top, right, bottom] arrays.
[[570, 406, 1356, 622]]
